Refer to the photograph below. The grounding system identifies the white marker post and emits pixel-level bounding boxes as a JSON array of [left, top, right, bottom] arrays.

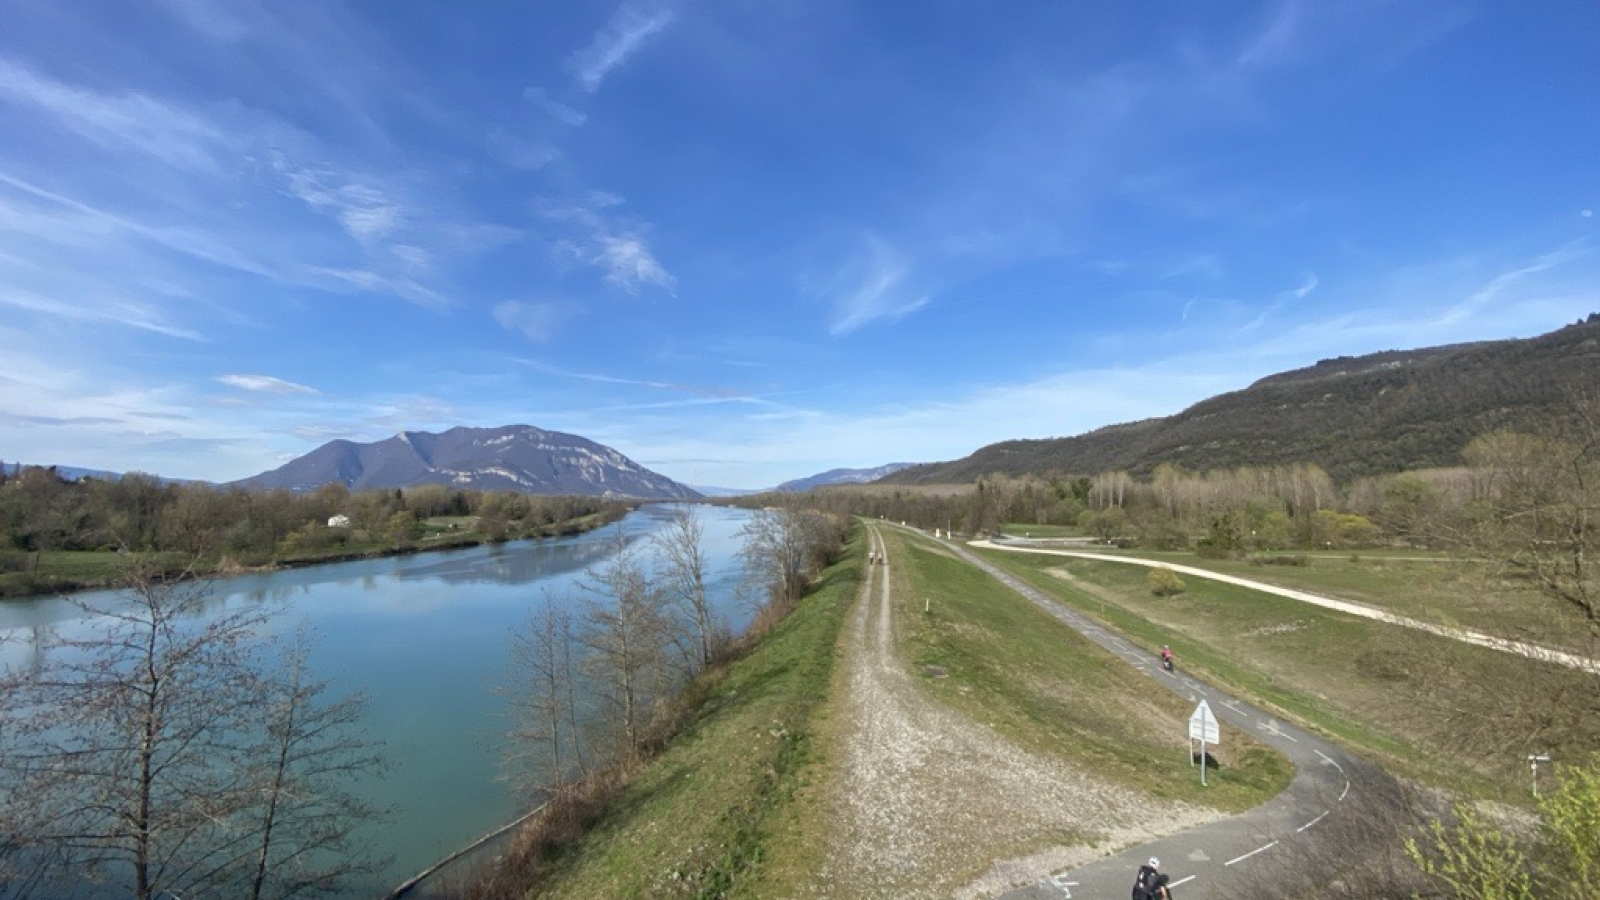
[[1189, 699, 1220, 786], [1529, 754, 1551, 797]]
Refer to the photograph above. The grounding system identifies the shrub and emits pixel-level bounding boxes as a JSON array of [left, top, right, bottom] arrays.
[[1148, 566, 1186, 597]]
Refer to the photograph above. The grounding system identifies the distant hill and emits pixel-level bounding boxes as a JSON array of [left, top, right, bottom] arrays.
[[687, 485, 763, 498], [777, 463, 917, 492], [0, 464, 197, 485], [883, 314, 1600, 486], [234, 424, 699, 500]]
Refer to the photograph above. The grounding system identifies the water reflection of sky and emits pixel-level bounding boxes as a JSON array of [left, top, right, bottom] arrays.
[[0, 505, 753, 896]]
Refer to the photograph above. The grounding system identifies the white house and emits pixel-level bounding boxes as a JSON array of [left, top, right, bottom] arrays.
[[327, 514, 351, 528]]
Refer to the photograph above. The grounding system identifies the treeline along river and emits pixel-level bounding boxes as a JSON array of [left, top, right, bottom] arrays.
[[0, 504, 755, 898]]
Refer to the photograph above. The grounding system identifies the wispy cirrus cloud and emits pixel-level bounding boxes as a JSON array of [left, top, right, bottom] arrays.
[[0, 57, 228, 173], [217, 374, 319, 395], [493, 300, 571, 342], [568, 3, 676, 93], [515, 358, 748, 400], [523, 87, 587, 128], [1282, 272, 1318, 301], [1236, 0, 1304, 67], [542, 192, 675, 295], [822, 238, 928, 336], [1444, 241, 1592, 325], [0, 286, 204, 341]]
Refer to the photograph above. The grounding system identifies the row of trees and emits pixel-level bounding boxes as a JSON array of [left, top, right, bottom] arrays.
[[0, 466, 623, 572], [799, 412, 1597, 592], [0, 564, 385, 899], [503, 501, 849, 800]]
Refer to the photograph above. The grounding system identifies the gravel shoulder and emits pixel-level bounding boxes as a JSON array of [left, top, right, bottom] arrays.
[[815, 526, 1222, 898]]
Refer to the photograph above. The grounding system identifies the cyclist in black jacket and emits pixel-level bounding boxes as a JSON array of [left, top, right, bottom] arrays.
[[1133, 857, 1172, 899]]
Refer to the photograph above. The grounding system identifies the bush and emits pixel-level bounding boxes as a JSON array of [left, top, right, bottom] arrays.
[[1148, 566, 1186, 597]]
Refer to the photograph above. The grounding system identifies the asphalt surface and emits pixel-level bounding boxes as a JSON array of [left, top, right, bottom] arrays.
[[918, 533, 1371, 900]]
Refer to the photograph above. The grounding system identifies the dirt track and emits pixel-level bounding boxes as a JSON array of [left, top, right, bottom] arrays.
[[815, 526, 1221, 898]]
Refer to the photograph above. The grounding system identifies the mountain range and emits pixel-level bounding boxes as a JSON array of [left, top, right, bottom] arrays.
[[776, 463, 917, 492], [233, 425, 699, 500], [882, 314, 1600, 485]]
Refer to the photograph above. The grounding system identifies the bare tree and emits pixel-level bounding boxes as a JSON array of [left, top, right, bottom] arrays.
[[244, 625, 387, 900], [505, 594, 588, 795], [576, 534, 672, 755], [652, 504, 720, 671], [0, 564, 385, 900], [1454, 407, 1600, 626], [738, 502, 843, 612]]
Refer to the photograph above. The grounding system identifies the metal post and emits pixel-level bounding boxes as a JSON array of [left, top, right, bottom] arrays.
[[1529, 754, 1551, 797]]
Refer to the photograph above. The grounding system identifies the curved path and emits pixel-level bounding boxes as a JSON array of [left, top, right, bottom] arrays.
[[884, 530, 1369, 900], [971, 540, 1600, 675], [823, 526, 1198, 897]]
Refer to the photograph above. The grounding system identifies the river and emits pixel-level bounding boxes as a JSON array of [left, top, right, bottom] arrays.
[[0, 504, 754, 898]]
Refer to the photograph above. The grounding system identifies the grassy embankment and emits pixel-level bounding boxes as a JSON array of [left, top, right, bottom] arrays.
[[506, 522, 1291, 898], [881, 526, 1290, 811], [0, 509, 626, 599], [970, 540, 1600, 799], [485, 526, 865, 898]]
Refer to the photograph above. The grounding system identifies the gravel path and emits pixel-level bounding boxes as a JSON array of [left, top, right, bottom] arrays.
[[816, 526, 1221, 899]]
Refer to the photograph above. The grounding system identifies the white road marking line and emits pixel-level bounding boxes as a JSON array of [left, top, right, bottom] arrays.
[[1298, 811, 1329, 832], [1315, 748, 1348, 775], [1170, 875, 1196, 888], [1258, 719, 1297, 742], [1046, 874, 1077, 896], [1225, 841, 1278, 866]]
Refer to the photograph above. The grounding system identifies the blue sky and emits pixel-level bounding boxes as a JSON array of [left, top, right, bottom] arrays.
[[2, 1, 1597, 490]]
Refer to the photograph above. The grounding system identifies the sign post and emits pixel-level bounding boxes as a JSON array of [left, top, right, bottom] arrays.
[[1529, 754, 1551, 797], [1189, 700, 1220, 786]]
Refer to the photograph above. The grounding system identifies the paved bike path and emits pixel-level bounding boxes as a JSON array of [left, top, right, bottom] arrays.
[[916, 534, 1368, 900]]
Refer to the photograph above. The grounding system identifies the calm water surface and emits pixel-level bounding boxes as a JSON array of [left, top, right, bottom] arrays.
[[0, 504, 753, 897]]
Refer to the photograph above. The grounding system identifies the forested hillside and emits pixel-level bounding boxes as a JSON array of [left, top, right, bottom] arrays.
[[885, 315, 1600, 485]]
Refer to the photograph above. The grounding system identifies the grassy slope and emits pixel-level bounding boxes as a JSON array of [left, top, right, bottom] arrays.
[[884, 529, 1289, 811], [1038, 544, 1594, 651], [530, 524, 1292, 897], [525, 532, 863, 898], [972, 545, 1600, 797]]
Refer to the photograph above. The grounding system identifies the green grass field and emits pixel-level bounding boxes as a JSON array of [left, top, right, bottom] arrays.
[[520, 531, 862, 898], [523, 523, 1293, 898], [888, 530, 1289, 810], [971, 544, 1600, 798], [1004, 541, 1595, 653]]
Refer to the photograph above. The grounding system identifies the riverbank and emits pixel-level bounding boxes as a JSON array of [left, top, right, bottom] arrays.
[[452, 521, 1295, 898], [0, 506, 632, 599]]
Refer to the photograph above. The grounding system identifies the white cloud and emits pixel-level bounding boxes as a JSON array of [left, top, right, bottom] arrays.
[[540, 193, 674, 295], [0, 286, 204, 341], [217, 374, 319, 395], [523, 87, 588, 128], [595, 235, 675, 294], [568, 3, 675, 93], [1284, 272, 1319, 300], [1447, 241, 1591, 324], [825, 239, 929, 336], [279, 164, 405, 246], [493, 300, 568, 342], [0, 58, 227, 173]]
